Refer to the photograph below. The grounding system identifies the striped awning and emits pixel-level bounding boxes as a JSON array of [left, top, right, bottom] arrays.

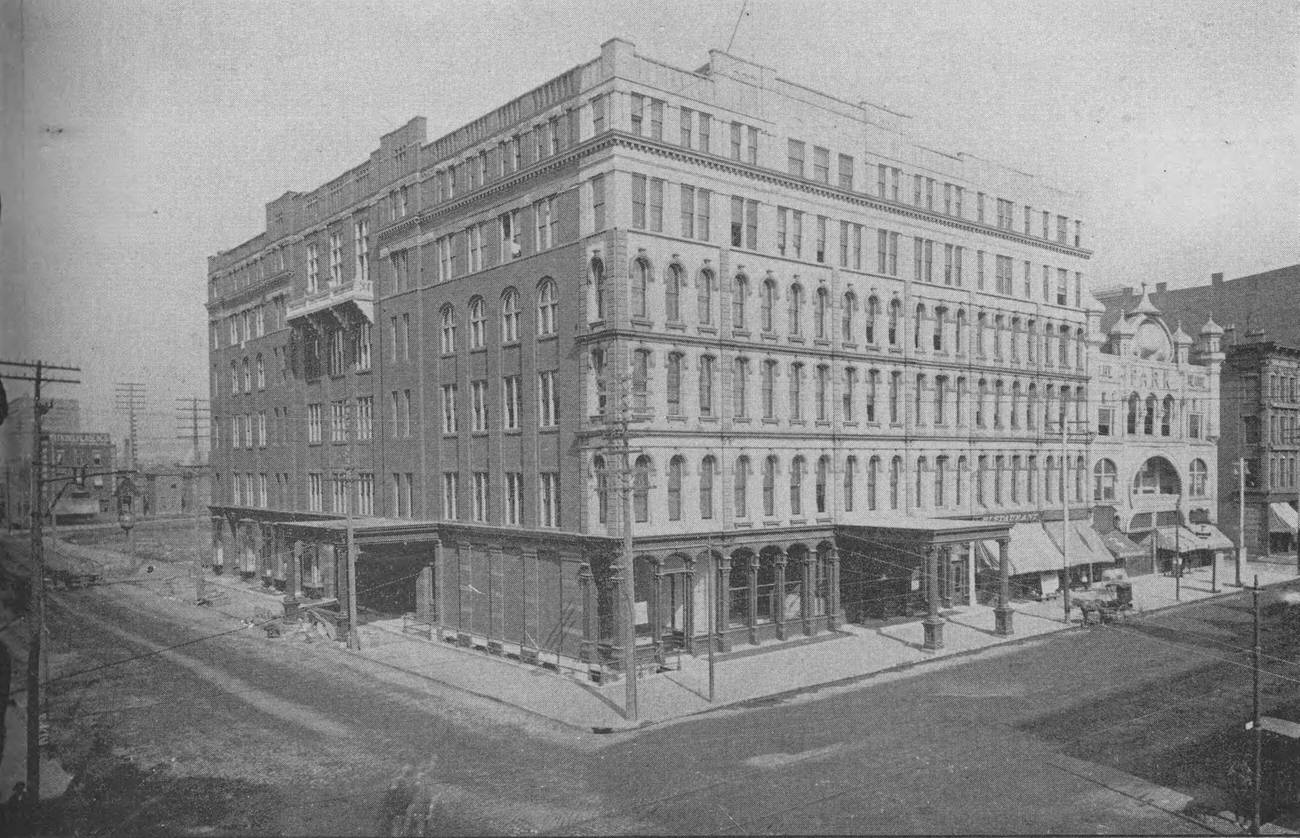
[[1269, 502, 1298, 534]]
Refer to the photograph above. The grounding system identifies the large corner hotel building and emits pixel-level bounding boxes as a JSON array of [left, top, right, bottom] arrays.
[[208, 39, 1137, 672]]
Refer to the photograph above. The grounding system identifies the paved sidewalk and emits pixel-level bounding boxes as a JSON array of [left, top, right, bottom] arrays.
[[35, 535, 1300, 733], [354, 557, 1300, 731]]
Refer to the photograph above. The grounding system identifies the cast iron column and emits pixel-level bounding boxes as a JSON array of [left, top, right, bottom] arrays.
[[773, 550, 788, 640], [747, 554, 760, 645], [578, 563, 595, 664], [828, 546, 843, 629], [922, 545, 944, 650], [716, 555, 731, 652], [994, 537, 1014, 635]]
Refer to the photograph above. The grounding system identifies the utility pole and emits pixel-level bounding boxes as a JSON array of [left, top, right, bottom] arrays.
[[1251, 574, 1261, 836], [344, 403, 359, 651], [0, 359, 82, 804], [1059, 416, 1096, 622], [114, 382, 146, 472], [602, 365, 647, 721], [174, 396, 209, 468]]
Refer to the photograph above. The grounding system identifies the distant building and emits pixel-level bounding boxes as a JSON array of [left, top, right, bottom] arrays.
[[141, 467, 212, 517], [1092, 288, 1231, 575], [1, 397, 116, 526]]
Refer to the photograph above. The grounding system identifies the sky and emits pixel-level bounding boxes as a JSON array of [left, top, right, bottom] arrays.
[[1, 0, 1297, 460]]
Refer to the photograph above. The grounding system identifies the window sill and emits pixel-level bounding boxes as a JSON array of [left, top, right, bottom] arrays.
[[697, 325, 718, 335], [815, 420, 831, 427], [733, 521, 754, 529], [700, 415, 718, 423], [667, 414, 687, 422], [761, 332, 778, 342], [762, 417, 780, 425], [789, 518, 807, 526], [842, 342, 858, 351], [790, 420, 806, 427], [814, 339, 830, 348], [843, 422, 859, 429], [762, 520, 782, 528], [502, 341, 521, 349], [788, 336, 805, 345], [537, 333, 558, 342], [732, 329, 751, 339], [665, 321, 687, 332], [631, 317, 654, 328], [734, 417, 752, 424]]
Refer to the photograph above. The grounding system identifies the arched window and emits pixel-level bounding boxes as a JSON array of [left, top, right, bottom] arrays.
[[842, 291, 856, 343], [697, 269, 714, 324], [255, 354, 265, 390], [632, 258, 650, 319], [1144, 394, 1156, 435], [1011, 381, 1022, 429], [230, 360, 238, 394], [536, 279, 557, 336], [440, 304, 457, 352], [1058, 324, 1070, 366], [1045, 455, 1056, 503], [888, 298, 901, 345], [501, 288, 520, 343], [915, 456, 928, 508], [734, 456, 750, 518], [1075, 455, 1086, 502], [733, 274, 748, 330], [763, 456, 777, 516], [469, 297, 486, 348], [956, 455, 967, 506], [633, 455, 651, 522], [665, 264, 683, 322], [933, 306, 945, 352], [593, 455, 609, 524], [789, 456, 805, 516], [889, 455, 901, 510], [815, 287, 829, 339], [1026, 455, 1036, 502], [761, 278, 776, 332], [816, 455, 829, 513], [865, 295, 879, 344], [242, 358, 250, 392], [935, 455, 948, 507], [1161, 395, 1174, 437], [789, 283, 804, 336], [590, 258, 606, 321], [843, 455, 857, 512], [1026, 383, 1038, 430], [1010, 455, 1021, 503], [914, 303, 926, 350], [1027, 319, 1037, 362], [667, 456, 684, 521], [1075, 328, 1085, 368], [1190, 458, 1208, 497], [700, 456, 716, 519], [1127, 392, 1140, 435], [955, 308, 967, 355], [867, 455, 879, 510]]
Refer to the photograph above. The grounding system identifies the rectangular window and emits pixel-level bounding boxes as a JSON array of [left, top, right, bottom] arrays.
[[680, 185, 695, 238], [697, 188, 710, 241], [747, 126, 758, 164], [815, 216, 827, 263], [745, 199, 758, 250], [473, 472, 490, 522], [731, 196, 743, 247], [730, 121, 742, 160], [306, 243, 319, 292], [838, 153, 854, 190], [632, 174, 647, 229], [442, 473, 459, 519], [534, 196, 555, 251], [538, 371, 558, 427], [354, 219, 370, 283], [630, 93, 644, 134], [503, 375, 521, 430], [734, 358, 749, 418], [591, 93, 606, 134], [649, 177, 664, 232], [441, 384, 458, 433], [308, 403, 322, 444], [812, 146, 829, 183], [698, 112, 710, 152], [591, 174, 605, 230], [471, 380, 488, 431], [329, 231, 343, 286], [667, 354, 682, 416], [308, 473, 323, 511], [505, 472, 523, 525], [790, 363, 803, 421], [538, 472, 560, 527], [500, 209, 521, 260], [680, 106, 693, 147]]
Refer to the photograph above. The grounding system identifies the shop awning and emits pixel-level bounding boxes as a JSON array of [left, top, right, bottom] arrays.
[[978, 522, 1095, 576], [1101, 529, 1147, 560], [1044, 522, 1116, 567], [1146, 526, 1213, 554], [1192, 524, 1235, 552], [1269, 502, 1298, 534]]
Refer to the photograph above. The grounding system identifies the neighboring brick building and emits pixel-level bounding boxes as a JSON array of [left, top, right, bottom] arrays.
[[208, 39, 1110, 673], [1091, 289, 1230, 575], [1216, 340, 1300, 558]]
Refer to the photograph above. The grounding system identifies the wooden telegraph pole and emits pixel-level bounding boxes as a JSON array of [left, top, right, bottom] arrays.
[[0, 359, 82, 803]]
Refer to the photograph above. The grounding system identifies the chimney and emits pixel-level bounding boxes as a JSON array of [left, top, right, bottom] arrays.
[[1211, 272, 1224, 286], [1155, 282, 1167, 293]]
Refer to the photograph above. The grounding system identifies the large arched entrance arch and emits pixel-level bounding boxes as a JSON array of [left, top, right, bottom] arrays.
[[1133, 456, 1181, 496]]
